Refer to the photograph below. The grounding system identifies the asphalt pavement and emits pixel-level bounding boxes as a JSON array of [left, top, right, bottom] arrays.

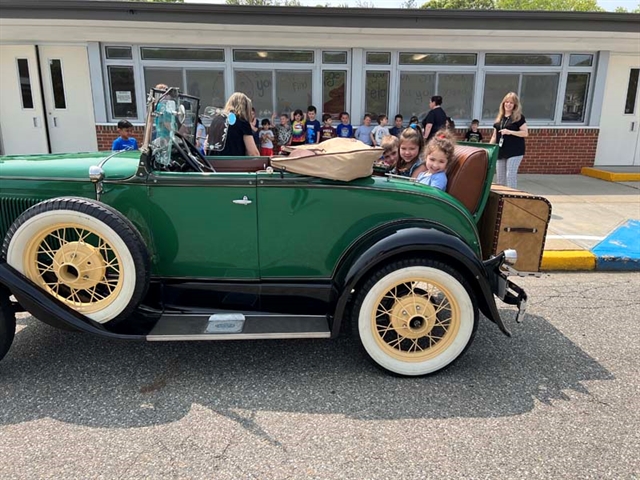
[[1, 272, 639, 479]]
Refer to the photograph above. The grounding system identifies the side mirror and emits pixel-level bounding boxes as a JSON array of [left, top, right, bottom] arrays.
[[177, 105, 186, 124]]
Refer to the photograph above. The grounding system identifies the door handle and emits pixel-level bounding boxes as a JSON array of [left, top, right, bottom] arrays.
[[232, 196, 252, 206], [53, 117, 58, 127], [33, 117, 38, 128], [632, 121, 636, 132]]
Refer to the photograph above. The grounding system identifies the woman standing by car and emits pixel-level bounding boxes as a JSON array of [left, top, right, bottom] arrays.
[[490, 92, 528, 189], [208, 92, 260, 157]]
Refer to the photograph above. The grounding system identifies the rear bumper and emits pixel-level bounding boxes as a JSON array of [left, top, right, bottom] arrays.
[[483, 251, 528, 335]]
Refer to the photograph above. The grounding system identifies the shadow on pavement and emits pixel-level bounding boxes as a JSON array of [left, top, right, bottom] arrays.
[[0, 310, 613, 434]]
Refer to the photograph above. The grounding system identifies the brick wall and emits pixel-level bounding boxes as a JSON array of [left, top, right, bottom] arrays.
[[95, 124, 599, 174], [96, 124, 145, 152], [454, 127, 599, 174]]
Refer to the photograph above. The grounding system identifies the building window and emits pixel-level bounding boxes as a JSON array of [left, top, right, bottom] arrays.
[[399, 73, 435, 120], [563, 73, 590, 122], [107, 66, 137, 119], [323, 51, 348, 64], [323, 70, 347, 118], [275, 70, 312, 116], [485, 53, 562, 66], [105, 46, 132, 60], [49, 59, 67, 109], [186, 70, 225, 109], [141, 47, 224, 62], [569, 54, 593, 67], [482, 73, 559, 121], [365, 71, 389, 119], [235, 70, 273, 117], [16, 59, 34, 109], [233, 49, 313, 63], [398, 53, 476, 66], [624, 69, 639, 115], [366, 52, 391, 65], [439, 73, 475, 120]]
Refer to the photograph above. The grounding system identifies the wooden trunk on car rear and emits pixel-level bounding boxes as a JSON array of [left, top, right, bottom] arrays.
[[479, 185, 552, 273]]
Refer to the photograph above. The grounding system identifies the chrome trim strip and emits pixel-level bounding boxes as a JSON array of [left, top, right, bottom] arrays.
[[146, 332, 331, 341]]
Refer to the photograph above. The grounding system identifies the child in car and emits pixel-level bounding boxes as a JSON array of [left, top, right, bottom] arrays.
[[379, 135, 399, 170], [390, 127, 426, 178], [416, 130, 456, 191]]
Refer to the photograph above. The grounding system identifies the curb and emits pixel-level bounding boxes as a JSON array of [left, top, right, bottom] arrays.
[[541, 251, 596, 271], [581, 167, 640, 182]]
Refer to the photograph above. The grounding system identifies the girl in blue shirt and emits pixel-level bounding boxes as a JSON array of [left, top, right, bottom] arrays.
[[416, 129, 456, 191]]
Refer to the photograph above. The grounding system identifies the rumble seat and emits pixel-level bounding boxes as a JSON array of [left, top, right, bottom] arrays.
[[206, 156, 271, 173], [446, 145, 489, 214]]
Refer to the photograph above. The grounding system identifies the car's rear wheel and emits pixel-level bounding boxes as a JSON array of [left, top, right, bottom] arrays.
[[2, 198, 149, 325], [351, 259, 478, 376]]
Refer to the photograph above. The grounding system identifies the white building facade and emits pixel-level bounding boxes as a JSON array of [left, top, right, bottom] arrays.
[[0, 1, 638, 172]]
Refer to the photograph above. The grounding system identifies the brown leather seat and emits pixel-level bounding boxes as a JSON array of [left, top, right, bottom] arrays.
[[446, 145, 489, 214], [206, 156, 271, 173]]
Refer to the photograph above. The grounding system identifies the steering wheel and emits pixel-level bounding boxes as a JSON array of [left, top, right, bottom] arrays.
[[172, 132, 215, 173]]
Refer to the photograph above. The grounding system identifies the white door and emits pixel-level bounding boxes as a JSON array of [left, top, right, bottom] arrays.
[[0, 45, 49, 155], [39, 45, 98, 153], [595, 54, 640, 166]]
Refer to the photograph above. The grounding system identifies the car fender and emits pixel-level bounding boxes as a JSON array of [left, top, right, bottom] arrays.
[[331, 221, 510, 337]]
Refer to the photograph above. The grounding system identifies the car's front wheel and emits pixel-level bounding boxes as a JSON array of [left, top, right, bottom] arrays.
[[2, 198, 149, 325], [351, 259, 478, 376]]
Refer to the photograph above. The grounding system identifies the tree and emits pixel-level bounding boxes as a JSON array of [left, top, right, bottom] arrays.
[[496, 0, 603, 11], [401, 0, 418, 8], [420, 0, 606, 10], [422, 0, 494, 8]]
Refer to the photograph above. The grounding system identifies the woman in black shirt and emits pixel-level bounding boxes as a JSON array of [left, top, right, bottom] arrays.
[[490, 92, 528, 189], [208, 92, 260, 157]]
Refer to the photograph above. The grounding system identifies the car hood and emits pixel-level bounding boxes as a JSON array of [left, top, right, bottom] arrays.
[[0, 151, 140, 181]]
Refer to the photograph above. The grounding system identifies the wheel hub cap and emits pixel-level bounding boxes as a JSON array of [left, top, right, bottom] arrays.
[[53, 242, 106, 290]]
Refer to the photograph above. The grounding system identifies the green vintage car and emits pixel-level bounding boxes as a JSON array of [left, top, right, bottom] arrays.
[[0, 88, 529, 376]]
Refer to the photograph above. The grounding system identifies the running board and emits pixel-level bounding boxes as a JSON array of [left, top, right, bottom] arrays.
[[146, 313, 331, 341]]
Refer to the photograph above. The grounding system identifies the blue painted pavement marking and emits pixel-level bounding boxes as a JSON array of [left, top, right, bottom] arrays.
[[591, 220, 640, 271]]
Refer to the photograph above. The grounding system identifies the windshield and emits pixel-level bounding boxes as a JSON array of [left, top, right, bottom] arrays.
[[143, 87, 200, 167]]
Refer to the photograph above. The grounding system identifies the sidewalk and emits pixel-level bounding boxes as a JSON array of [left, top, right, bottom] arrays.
[[517, 174, 640, 271]]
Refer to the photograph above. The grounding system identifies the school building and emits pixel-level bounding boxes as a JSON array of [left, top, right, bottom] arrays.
[[0, 0, 639, 173]]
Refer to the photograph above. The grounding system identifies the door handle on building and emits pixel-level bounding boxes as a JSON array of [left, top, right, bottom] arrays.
[[33, 117, 38, 128], [53, 117, 58, 127], [631, 121, 636, 132]]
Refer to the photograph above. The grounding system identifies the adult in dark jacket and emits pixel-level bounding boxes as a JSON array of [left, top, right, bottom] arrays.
[[421, 95, 447, 142], [489, 92, 529, 189]]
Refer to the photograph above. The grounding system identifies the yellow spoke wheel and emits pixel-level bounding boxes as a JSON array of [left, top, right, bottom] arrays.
[[5, 198, 149, 325], [372, 278, 460, 362], [353, 260, 477, 376], [23, 223, 123, 315]]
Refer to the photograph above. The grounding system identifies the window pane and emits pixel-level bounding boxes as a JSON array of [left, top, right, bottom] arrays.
[[105, 46, 132, 60], [276, 71, 312, 118], [366, 52, 391, 65], [141, 47, 224, 62], [521, 73, 559, 120], [482, 74, 519, 120], [569, 54, 593, 67], [563, 73, 590, 122], [485, 54, 561, 66], [365, 71, 389, 119], [234, 70, 274, 118], [107, 66, 137, 118], [438, 73, 474, 119], [399, 53, 476, 66], [49, 59, 66, 109], [625, 69, 639, 115], [323, 70, 346, 118], [323, 51, 347, 64], [398, 72, 435, 121], [186, 70, 225, 109], [233, 50, 313, 63], [144, 68, 184, 94], [17, 59, 34, 109]]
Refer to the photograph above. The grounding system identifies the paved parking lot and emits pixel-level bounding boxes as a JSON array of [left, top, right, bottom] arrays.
[[1, 272, 638, 479]]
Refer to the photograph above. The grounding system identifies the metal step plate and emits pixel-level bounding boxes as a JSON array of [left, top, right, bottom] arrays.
[[146, 313, 331, 341]]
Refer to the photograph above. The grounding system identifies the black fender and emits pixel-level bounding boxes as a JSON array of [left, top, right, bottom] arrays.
[[0, 262, 145, 340], [331, 221, 511, 337]]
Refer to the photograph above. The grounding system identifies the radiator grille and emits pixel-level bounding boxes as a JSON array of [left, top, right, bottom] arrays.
[[0, 197, 44, 243]]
